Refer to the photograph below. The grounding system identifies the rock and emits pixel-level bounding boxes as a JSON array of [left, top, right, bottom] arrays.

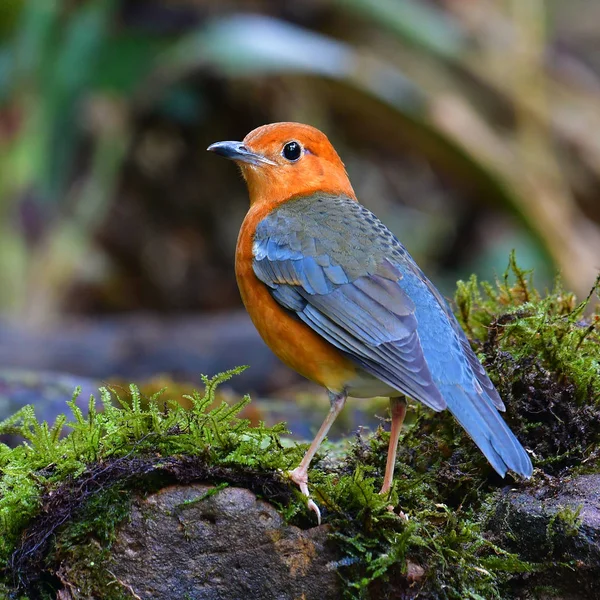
[[107, 485, 341, 600], [487, 474, 600, 599]]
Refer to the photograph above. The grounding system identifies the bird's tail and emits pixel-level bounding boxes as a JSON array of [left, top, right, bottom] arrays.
[[441, 384, 533, 478]]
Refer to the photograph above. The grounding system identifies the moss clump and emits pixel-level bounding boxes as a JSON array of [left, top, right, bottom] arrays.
[[456, 253, 600, 395], [49, 486, 134, 600], [0, 367, 302, 597]]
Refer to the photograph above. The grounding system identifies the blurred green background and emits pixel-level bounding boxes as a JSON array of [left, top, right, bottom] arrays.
[[0, 0, 599, 416]]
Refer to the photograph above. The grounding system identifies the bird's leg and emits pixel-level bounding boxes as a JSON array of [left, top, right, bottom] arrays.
[[380, 396, 407, 495], [289, 390, 347, 524]]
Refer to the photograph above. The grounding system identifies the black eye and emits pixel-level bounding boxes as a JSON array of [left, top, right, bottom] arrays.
[[282, 141, 302, 161]]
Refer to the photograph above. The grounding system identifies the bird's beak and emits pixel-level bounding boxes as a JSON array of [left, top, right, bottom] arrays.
[[207, 141, 276, 166]]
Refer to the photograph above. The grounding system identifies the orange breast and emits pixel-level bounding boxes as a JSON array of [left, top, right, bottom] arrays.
[[235, 204, 358, 393]]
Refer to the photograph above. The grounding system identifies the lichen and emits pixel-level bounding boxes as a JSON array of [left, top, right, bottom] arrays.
[[0, 255, 599, 599]]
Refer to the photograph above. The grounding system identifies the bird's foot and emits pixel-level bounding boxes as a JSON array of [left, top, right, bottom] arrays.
[[289, 466, 321, 525], [380, 486, 408, 520], [385, 504, 408, 521], [379, 484, 391, 496]]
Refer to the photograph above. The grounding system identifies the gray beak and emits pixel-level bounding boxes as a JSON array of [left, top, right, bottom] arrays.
[[207, 141, 275, 166]]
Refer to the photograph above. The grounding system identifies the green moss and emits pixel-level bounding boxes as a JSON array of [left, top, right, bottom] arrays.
[[0, 366, 304, 597], [547, 505, 582, 541], [305, 432, 534, 599], [455, 252, 600, 475], [456, 252, 600, 400], [1, 255, 599, 599], [50, 486, 134, 599]]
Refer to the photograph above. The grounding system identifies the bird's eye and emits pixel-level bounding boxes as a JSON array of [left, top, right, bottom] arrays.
[[282, 141, 302, 162]]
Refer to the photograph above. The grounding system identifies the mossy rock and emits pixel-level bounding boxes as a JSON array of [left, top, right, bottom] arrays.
[[1, 256, 599, 599], [86, 484, 339, 600], [487, 474, 600, 600]]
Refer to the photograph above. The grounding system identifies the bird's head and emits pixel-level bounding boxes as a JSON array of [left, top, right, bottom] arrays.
[[208, 122, 355, 207]]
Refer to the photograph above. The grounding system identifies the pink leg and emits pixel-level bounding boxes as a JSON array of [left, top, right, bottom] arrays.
[[289, 390, 346, 524], [380, 396, 407, 495]]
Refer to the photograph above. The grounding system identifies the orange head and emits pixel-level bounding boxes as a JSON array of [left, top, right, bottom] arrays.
[[207, 122, 356, 208]]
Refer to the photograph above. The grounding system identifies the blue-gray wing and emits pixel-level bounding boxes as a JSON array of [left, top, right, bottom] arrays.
[[252, 196, 446, 411]]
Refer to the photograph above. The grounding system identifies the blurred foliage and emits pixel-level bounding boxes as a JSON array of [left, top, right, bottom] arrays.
[[0, 0, 599, 322]]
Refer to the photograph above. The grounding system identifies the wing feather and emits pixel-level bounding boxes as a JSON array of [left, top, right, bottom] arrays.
[[254, 236, 446, 410]]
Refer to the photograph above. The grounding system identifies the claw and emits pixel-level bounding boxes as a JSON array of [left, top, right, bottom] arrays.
[[289, 466, 322, 525], [307, 498, 322, 524]]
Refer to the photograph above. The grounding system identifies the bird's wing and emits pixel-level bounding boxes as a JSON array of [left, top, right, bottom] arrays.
[[253, 193, 446, 410]]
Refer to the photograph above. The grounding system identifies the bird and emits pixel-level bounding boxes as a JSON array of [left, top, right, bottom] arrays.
[[207, 122, 533, 522]]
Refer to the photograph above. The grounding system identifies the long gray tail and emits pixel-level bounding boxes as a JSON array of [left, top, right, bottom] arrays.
[[442, 383, 533, 478]]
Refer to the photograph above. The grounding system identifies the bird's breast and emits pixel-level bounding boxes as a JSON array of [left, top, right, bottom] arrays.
[[235, 206, 359, 393]]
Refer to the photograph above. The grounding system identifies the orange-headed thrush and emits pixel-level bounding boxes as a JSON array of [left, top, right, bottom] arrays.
[[208, 122, 533, 522]]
